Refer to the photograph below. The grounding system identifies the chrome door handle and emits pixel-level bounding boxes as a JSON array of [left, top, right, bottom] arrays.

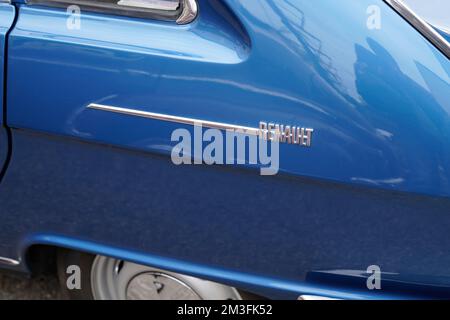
[[117, 0, 198, 24], [28, 0, 198, 24], [176, 0, 198, 25]]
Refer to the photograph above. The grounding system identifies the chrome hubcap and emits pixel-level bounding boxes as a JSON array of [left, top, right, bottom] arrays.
[[90, 256, 242, 300], [126, 272, 200, 300]]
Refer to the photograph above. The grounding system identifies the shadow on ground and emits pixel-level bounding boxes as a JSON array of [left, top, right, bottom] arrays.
[[0, 272, 65, 300]]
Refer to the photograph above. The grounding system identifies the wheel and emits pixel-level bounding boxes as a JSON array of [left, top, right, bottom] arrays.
[[57, 249, 242, 300]]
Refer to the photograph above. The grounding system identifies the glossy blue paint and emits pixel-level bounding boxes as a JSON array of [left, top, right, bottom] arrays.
[[0, 128, 7, 174], [3, 129, 450, 300], [0, 3, 14, 182], [436, 27, 450, 43], [19, 233, 431, 300], [0, 2, 15, 125], [7, 0, 450, 197], [0, 0, 450, 299]]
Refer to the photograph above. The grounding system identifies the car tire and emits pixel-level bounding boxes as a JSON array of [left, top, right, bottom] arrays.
[[57, 249, 242, 300], [57, 248, 95, 300]]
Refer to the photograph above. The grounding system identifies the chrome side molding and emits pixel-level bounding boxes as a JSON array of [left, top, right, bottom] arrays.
[[298, 295, 339, 300], [88, 103, 260, 135], [88, 103, 315, 147], [384, 0, 450, 59], [0, 256, 20, 266]]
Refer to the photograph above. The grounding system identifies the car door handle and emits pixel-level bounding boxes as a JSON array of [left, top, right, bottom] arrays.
[[28, 0, 198, 24], [175, 0, 198, 25], [117, 0, 198, 24]]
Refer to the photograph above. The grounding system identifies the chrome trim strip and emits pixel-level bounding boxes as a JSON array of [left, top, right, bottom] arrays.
[[88, 103, 260, 135], [0, 256, 20, 266], [298, 295, 339, 301], [117, 0, 180, 11], [384, 0, 450, 58], [176, 0, 198, 25]]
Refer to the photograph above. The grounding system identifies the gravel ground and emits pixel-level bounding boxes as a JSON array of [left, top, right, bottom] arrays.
[[0, 272, 65, 300]]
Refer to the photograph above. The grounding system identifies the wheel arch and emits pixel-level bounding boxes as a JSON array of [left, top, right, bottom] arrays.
[[19, 233, 375, 300]]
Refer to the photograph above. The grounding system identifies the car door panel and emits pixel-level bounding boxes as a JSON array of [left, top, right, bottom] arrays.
[[0, 2, 15, 177], [7, 1, 450, 197], [0, 2, 15, 124], [4, 128, 450, 299], [1, 0, 450, 298]]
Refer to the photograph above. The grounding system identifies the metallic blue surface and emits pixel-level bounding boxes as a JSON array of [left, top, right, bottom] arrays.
[[0, 3, 15, 125], [7, 0, 450, 197], [0, 0, 450, 299], [3, 129, 450, 300], [19, 233, 433, 300], [436, 27, 450, 43], [0, 128, 7, 174]]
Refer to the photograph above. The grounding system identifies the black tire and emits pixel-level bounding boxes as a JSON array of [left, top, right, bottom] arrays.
[[57, 248, 95, 300]]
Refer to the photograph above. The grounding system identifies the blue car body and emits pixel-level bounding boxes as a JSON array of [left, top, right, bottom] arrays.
[[0, 0, 449, 299]]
